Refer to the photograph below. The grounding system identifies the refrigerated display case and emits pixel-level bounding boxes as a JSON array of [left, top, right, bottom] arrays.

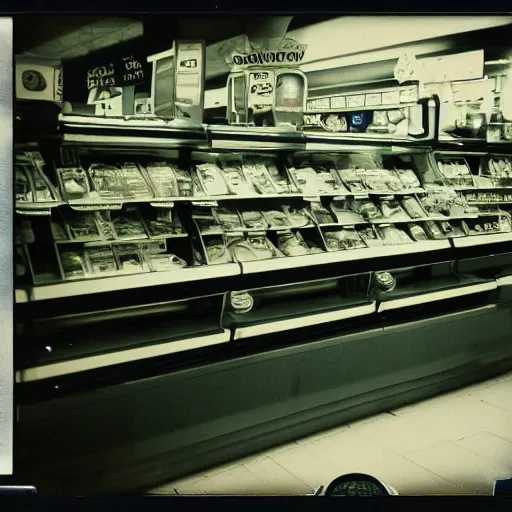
[[13, 85, 512, 495]]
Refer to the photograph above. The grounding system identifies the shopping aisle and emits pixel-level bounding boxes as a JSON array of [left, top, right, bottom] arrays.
[[150, 371, 512, 496]]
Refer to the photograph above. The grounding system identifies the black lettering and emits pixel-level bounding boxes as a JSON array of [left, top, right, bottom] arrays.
[[276, 52, 286, 63], [233, 55, 243, 66]]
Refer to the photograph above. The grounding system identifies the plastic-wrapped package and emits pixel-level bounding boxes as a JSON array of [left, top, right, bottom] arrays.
[[143, 241, 188, 271], [420, 189, 469, 218], [330, 199, 366, 224], [282, 205, 311, 227], [357, 226, 384, 247], [114, 245, 148, 274], [424, 221, 447, 240], [88, 163, 127, 200], [363, 170, 403, 193], [378, 198, 410, 221], [221, 162, 256, 195], [111, 207, 148, 240], [436, 158, 474, 187], [402, 196, 428, 219], [205, 237, 233, 265], [277, 232, 312, 257], [121, 162, 153, 200], [174, 168, 195, 197], [310, 201, 335, 224], [240, 210, 268, 230], [396, 169, 421, 189], [337, 168, 366, 192], [262, 209, 291, 228], [193, 208, 223, 234], [85, 247, 119, 276], [323, 228, 366, 251], [58, 167, 91, 201], [408, 223, 429, 241], [15, 166, 34, 202], [145, 162, 180, 198], [145, 209, 184, 238], [243, 160, 279, 195], [65, 211, 103, 242], [196, 163, 230, 196], [60, 250, 88, 280], [228, 235, 282, 262], [377, 225, 413, 245], [215, 207, 244, 232]]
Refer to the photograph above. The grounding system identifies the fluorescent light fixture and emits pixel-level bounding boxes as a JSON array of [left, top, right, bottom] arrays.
[[288, 16, 512, 70]]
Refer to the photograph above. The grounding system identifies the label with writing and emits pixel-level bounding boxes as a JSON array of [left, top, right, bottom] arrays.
[[303, 196, 321, 202], [70, 203, 123, 211], [150, 202, 175, 208], [192, 201, 219, 207], [87, 55, 146, 91], [346, 95, 365, 108], [16, 207, 51, 216], [365, 93, 382, 106]]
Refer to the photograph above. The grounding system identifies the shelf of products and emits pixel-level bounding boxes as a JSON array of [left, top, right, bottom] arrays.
[[14, 139, 512, 301]]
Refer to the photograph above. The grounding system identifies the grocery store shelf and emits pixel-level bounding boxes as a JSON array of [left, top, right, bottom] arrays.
[[59, 115, 208, 148], [15, 329, 231, 383], [241, 240, 451, 274], [233, 302, 376, 340], [497, 275, 512, 287], [378, 281, 498, 313], [452, 232, 512, 248], [19, 264, 241, 302], [15, 289, 29, 303]]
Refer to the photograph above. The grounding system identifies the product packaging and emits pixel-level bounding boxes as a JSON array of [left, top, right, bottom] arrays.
[[58, 167, 92, 202], [242, 160, 279, 195], [216, 207, 244, 232], [378, 197, 410, 221], [262, 209, 291, 228], [143, 241, 188, 272], [87, 163, 127, 200], [276, 231, 316, 257], [396, 168, 421, 189], [310, 201, 335, 224], [59, 249, 89, 280], [110, 207, 148, 240], [65, 211, 103, 242], [424, 221, 447, 240], [196, 163, 230, 196], [85, 247, 119, 277], [16, 152, 61, 204], [204, 236, 233, 265], [336, 168, 366, 193], [330, 199, 366, 224], [436, 158, 474, 187], [408, 223, 430, 241], [145, 162, 180, 198], [281, 205, 312, 228], [230, 234, 283, 262], [323, 228, 366, 251], [220, 161, 257, 196], [114, 245, 149, 274], [192, 208, 223, 234], [402, 196, 429, 219], [121, 162, 153, 200], [376, 225, 413, 245], [145, 209, 185, 238], [240, 210, 268, 231], [357, 226, 384, 247]]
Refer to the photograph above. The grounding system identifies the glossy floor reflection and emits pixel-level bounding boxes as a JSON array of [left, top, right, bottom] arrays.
[[150, 371, 512, 496]]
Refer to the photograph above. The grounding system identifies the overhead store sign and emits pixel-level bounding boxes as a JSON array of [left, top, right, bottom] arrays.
[[228, 38, 307, 69]]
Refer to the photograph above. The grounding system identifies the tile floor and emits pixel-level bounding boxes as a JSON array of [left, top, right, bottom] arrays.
[[150, 371, 512, 496]]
